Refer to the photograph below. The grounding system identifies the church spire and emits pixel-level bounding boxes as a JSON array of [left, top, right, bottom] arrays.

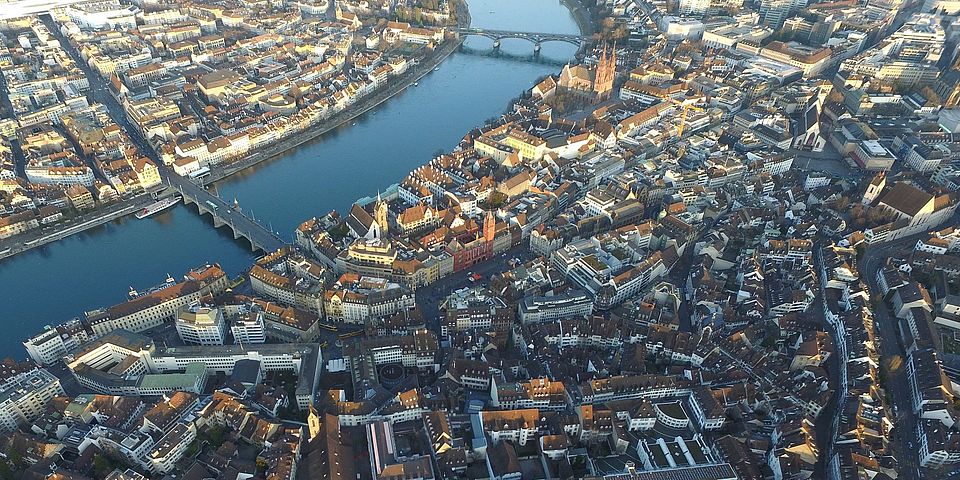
[[594, 42, 615, 99], [374, 191, 388, 238]]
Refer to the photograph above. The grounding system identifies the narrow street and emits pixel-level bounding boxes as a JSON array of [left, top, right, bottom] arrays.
[[40, 15, 163, 166], [854, 223, 959, 480]]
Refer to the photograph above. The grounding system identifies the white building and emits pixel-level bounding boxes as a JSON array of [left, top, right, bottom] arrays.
[[85, 265, 228, 337], [148, 422, 196, 474], [759, 0, 806, 28], [658, 16, 705, 40], [23, 321, 89, 366], [231, 310, 267, 344], [519, 291, 594, 324], [678, 0, 710, 15], [0, 368, 65, 432], [175, 305, 226, 346], [25, 165, 95, 186]]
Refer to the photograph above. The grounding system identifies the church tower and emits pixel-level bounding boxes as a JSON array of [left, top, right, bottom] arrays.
[[375, 192, 389, 238], [862, 172, 885, 206], [484, 209, 496, 243], [307, 405, 322, 440], [594, 43, 616, 99]]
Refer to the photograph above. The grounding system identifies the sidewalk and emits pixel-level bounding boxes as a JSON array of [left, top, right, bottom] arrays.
[[0, 193, 155, 261]]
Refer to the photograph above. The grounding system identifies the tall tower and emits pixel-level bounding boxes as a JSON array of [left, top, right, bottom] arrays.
[[594, 43, 615, 99], [375, 192, 389, 238], [594, 44, 608, 94], [862, 172, 885, 205], [307, 405, 322, 440], [484, 209, 496, 243]]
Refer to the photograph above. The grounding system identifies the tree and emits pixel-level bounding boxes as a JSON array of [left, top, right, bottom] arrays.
[[835, 196, 850, 212], [207, 425, 228, 448], [849, 204, 866, 229], [866, 207, 893, 227], [92, 454, 115, 480], [184, 440, 199, 459]]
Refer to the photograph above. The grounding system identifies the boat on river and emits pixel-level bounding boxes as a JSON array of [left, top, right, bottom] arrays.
[[136, 196, 181, 219]]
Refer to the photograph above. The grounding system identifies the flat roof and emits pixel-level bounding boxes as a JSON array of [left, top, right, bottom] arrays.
[[156, 342, 318, 358], [137, 362, 206, 390]]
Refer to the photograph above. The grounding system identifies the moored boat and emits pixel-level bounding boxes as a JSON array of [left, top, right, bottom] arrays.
[[136, 196, 181, 219]]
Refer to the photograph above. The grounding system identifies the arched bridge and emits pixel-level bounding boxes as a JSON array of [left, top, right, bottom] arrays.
[[165, 175, 286, 253], [456, 28, 588, 50]]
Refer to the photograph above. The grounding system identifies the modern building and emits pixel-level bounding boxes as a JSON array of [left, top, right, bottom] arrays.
[[136, 362, 207, 396], [759, 0, 806, 29], [678, 0, 710, 15], [23, 319, 90, 366], [230, 308, 267, 344], [175, 304, 226, 345], [148, 422, 196, 474], [0, 368, 65, 432], [518, 290, 594, 324]]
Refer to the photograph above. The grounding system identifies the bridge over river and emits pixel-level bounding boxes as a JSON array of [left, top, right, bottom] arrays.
[[165, 174, 286, 253], [456, 27, 588, 52]]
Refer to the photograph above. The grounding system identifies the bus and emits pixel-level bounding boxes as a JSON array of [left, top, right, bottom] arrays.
[[319, 322, 338, 332], [205, 200, 219, 211]]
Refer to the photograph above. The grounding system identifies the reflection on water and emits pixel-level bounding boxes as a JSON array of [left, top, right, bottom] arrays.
[[0, 0, 581, 358]]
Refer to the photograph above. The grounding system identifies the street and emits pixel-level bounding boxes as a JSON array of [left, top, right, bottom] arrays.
[[854, 222, 959, 480], [42, 14, 285, 253]]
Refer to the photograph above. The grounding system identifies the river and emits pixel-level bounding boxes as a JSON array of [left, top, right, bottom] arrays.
[[0, 0, 579, 358]]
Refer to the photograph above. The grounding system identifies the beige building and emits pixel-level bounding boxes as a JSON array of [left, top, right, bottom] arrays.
[[86, 265, 228, 337], [175, 305, 226, 345]]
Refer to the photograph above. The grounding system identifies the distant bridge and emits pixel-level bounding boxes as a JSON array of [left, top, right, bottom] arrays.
[[166, 175, 286, 253], [456, 28, 588, 51]]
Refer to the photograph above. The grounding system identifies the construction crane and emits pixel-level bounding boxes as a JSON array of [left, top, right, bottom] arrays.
[[668, 98, 705, 138], [666, 97, 706, 158]]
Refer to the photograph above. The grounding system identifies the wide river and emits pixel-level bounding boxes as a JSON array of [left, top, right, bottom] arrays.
[[0, 0, 579, 358]]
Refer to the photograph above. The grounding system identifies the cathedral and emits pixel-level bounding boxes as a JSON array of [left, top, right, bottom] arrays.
[[558, 44, 616, 101], [346, 192, 390, 240]]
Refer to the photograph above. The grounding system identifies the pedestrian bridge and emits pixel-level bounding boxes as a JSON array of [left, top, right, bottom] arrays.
[[456, 28, 588, 51], [165, 175, 286, 253]]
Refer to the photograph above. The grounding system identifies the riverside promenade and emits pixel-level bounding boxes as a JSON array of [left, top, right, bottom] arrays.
[[0, 191, 157, 261], [200, 36, 466, 185], [0, 35, 465, 262]]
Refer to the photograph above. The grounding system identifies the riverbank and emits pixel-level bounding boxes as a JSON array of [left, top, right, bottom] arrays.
[[560, 0, 595, 37], [0, 0, 580, 359], [0, 0, 581, 261], [203, 0, 592, 186], [201, 37, 464, 186], [0, 192, 157, 261], [0, 38, 463, 261]]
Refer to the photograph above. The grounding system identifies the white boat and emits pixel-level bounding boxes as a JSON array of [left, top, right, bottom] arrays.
[[413, 82, 419, 86], [136, 196, 181, 219]]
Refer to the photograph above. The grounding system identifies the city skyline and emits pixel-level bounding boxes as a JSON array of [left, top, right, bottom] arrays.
[[0, 0, 959, 479]]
